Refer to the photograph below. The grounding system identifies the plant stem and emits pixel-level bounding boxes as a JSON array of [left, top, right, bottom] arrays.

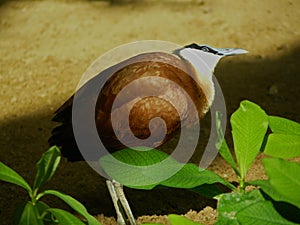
[[239, 176, 246, 193], [35, 191, 46, 201], [225, 181, 238, 192], [30, 188, 39, 205]]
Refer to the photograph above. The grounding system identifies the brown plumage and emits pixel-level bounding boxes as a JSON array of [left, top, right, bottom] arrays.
[[49, 52, 210, 161]]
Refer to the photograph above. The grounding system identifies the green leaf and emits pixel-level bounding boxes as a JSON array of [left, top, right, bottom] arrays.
[[249, 180, 287, 202], [215, 111, 239, 176], [40, 190, 101, 225], [35, 201, 50, 215], [263, 158, 300, 208], [33, 146, 61, 192], [231, 100, 268, 179], [100, 147, 176, 188], [0, 162, 32, 193], [13, 202, 27, 225], [14, 201, 44, 225], [246, 183, 300, 224], [141, 223, 164, 225], [100, 147, 233, 190], [13, 202, 56, 225], [36, 202, 58, 225], [141, 224, 163, 225], [264, 134, 300, 158], [269, 116, 300, 135], [216, 189, 264, 225], [168, 214, 204, 225], [161, 163, 234, 191], [237, 201, 296, 225], [46, 209, 85, 225]]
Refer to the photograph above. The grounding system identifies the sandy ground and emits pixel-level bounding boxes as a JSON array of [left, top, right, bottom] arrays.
[[0, 0, 300, 224]]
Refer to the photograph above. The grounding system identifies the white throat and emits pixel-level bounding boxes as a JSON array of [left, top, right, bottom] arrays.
[[179, 48, 223, 108]]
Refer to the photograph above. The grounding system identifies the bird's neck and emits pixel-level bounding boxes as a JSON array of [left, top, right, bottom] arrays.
[[179, 48, 222, 78], [179, 48, 222, 108]]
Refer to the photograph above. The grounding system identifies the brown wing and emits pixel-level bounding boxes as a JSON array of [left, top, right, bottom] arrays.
[[49, 52, 208, 161]]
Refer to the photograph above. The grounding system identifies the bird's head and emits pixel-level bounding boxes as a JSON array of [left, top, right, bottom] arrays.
[[174, 43, 248, 73], [173, 43, 248, 108]]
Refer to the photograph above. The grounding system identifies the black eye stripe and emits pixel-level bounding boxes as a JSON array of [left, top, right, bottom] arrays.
[[199, 46, 218, 54], [184, 43, 224, 56], [184, 43, 200, 49]]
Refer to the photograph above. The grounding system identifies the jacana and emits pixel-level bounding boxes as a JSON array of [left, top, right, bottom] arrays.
[[49, 43, 247, 225]]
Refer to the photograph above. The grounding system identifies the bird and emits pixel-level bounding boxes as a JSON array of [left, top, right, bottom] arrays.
[[48, 43, 247, 225]]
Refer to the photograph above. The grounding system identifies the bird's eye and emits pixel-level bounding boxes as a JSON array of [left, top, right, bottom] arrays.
[[200, 46, 211, 52]]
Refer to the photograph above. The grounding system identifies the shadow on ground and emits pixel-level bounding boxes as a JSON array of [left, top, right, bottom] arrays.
[[1, 43, 300, 224]]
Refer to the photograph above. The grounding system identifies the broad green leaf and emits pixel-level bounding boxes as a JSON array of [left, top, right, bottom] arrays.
[[0, 162, 32, 193], [264, 134, 300, 158], [161, 163, 235, 191], [249, 180, 287, 202], [47, 209, 85, 225], [100, 147, 178, 188], [216, 189, 264, 225], [231, 100, 268, 179], [41, 190, 101, 225], [33, 146, 61, 192], [105, 147, 167, 166], [263, 158, 300, 208], [269, 116, 300, 135], [215, 111, 239, 176], [100, 148, 233, 190], [245, 183, 300, 224], [14, 201, 44, 225], [168, 214, 204, 225], [237, 201, 296, 224]]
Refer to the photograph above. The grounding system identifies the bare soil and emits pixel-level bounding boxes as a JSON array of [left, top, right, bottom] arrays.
[[0, 0, 300, 224]]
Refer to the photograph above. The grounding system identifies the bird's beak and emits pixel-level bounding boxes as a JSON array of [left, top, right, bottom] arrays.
[[215, 47, 248, 56]]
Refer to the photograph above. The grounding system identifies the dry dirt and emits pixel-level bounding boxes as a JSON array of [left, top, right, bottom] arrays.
[[0, 0, 300, 225]]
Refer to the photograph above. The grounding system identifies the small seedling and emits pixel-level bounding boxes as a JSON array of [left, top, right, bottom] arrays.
[[214, 101, 300, 224], [0, 146, 101, 225]]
